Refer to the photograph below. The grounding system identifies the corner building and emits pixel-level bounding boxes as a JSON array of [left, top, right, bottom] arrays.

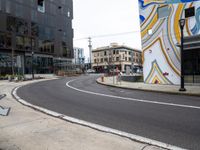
[[139, 0, 200, 84], [0, 0, 73, 75]]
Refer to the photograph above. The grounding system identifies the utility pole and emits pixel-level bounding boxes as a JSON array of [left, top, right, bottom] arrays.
[[88, 37, 92, 69]]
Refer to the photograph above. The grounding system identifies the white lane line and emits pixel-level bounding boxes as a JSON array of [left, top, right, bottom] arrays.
[[12, 86, 185, 150], [66, 79, 200, 110]]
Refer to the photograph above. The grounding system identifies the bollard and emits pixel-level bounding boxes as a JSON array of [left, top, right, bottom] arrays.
[[101, 76, 104, 82]]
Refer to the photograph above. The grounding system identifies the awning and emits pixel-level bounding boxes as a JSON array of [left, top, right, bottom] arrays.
[[176, 34, 200, 50]]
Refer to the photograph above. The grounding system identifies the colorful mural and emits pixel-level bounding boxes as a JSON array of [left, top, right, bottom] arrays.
[[139, 0, 200, 84]]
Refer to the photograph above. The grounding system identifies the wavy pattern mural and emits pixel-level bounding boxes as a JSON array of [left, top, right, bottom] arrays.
[[139, 0, 200, 84]]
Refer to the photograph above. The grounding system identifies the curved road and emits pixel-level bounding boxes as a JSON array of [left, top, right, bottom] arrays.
[[17, 75, 200, 150]]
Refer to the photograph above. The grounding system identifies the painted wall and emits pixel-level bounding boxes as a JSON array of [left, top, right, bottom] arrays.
[[139, 0, 200, 84]]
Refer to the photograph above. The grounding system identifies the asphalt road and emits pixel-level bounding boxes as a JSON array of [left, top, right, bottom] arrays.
[[17, 75, 200, 150]]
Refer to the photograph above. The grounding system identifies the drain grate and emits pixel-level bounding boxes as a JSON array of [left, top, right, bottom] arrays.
[[0, 106, 10, 116], [0, 94, 10, 116]]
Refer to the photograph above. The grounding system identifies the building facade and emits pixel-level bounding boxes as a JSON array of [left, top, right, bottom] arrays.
[[73, 47, 84, 65], [0, 0, 73, 75], [92, 43, 142, 73], [139, 0, 200, 84]]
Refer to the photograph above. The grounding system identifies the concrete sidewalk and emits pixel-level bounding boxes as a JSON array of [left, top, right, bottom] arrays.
[[97, 76, 200, 96], [0, 78, 165, 150]]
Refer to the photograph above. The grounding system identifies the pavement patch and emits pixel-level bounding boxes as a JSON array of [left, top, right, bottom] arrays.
[[0, 106, 10, 116]]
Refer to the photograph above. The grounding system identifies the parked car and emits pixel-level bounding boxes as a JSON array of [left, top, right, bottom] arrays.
[[86, 69, 96, 73]]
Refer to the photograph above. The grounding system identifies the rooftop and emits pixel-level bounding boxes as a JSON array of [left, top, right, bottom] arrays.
[[93, 43, 141, 52]]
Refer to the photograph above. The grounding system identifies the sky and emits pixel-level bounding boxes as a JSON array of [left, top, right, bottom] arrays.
[[73, 0, 141, 62]]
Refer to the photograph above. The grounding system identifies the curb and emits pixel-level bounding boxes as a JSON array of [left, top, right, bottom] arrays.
[[96, 78, 200, 97], [12, 82, 185, 150]]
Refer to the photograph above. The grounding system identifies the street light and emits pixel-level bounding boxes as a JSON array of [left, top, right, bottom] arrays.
[[88, 37, 92, 69], [179, 19, 186, 91], [31, 51, 34, 79]]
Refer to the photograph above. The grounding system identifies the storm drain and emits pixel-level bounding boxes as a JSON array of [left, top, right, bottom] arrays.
[[0, 94, 10, 116], [0, 106, 10, 116]]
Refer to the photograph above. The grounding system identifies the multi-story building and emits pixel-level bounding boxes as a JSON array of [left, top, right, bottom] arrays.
[[139, 0, 200, 84], [73, 47, 84, 65], [92, 43, 142, 73], [0, 0, 73, 75]]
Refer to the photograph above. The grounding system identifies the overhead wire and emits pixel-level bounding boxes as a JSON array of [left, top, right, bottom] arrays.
[[74, 30, 141, 41]]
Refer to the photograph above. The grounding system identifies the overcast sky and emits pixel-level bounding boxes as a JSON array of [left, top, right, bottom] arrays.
[[73, 0, 141, 62]]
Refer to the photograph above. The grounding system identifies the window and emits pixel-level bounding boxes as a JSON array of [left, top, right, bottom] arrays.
[[16, 0, 23, 3], [7, 16, 16, 32], [31, 10, 38, 22], [101, 58, 103, 62], [32, 38, 36, 50], [38, 0, 45, 13], [0, 33, 6, 48], [6, 36, 12, 48], [24, 37, 31, 50], [67, 9, 71, 18], [6, 0, 11, 14], [31, 23, 39, 36], [104, 51, 107, 56], [157, 5, 170, 19], [30, 0, 35, 7], [0, 0, 2, 11], [113, 50, 115, 55], [116, 57, 119, 61], [50, 3, 56, 15], [16, 19, 28, 35], [116, 50, 119, 54], [61, 0, 66, 5], [16, 36, 24, 50], [16, 4, 24, 18]]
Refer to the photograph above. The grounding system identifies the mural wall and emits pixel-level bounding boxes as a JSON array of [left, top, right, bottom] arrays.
[[139, 0, 200, 84]]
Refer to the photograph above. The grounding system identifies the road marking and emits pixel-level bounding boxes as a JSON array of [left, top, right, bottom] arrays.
[[66, 79, 200, 110], [12, 86, 185, 150]]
